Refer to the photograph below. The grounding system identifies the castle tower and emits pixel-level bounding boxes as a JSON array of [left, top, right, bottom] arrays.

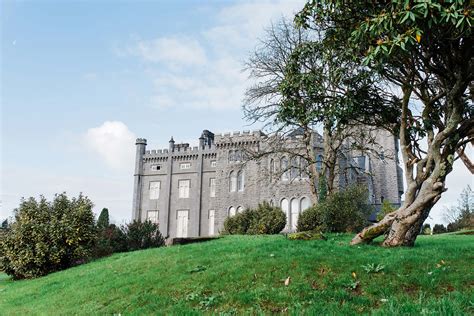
[[132, 138, 147, 220], [169, 136, 175, 152]]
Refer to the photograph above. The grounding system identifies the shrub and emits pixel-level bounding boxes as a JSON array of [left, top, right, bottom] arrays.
[[224, 201, 286, 235], [297, 186, 373, 233], [0, 194, 96, 279], [432, 224, 447, 234], [296, 205, 326, 232], [123, 220, 165, 251], [93, 224, 128, 258]]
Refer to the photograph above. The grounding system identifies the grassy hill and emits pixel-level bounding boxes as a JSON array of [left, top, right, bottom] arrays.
[[1, 233, 473, 315]]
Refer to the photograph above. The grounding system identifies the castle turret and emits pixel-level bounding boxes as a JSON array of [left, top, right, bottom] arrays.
[[199, 134, 205, 149], [132, 138, 147, 220], [169, 136, 175, 152]]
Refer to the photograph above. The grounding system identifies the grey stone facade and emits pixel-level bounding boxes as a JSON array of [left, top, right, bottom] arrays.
[[132, 129, 403, 239]]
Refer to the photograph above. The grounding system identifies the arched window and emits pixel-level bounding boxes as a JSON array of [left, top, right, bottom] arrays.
[[316, 155, 323, 172], [229, 171, 237, 192], [281, 157, 289, 181], [237, 170, 244, 191], [229, 206, 236, 217], [290, 157, 299, 180], [300, 197, 311, 212], [280, 198, 289, 230], [290, 198, 299, 231], [229, 150, 234, 162], [237, 206, 244, 213], [300, 159, 308, 179], [269, 159, 274, 182]]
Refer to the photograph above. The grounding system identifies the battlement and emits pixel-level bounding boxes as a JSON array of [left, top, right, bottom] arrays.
[[216, 129, 264, 138], [144, 144, 216, 157], [136, 138, 147, 145]]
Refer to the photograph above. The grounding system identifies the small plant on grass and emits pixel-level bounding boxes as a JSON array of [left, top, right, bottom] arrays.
[[199, 295, 219, 310], [362, 263, 385, 274]]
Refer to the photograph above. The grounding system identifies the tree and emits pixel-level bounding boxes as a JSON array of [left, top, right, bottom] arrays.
[[0, 194, 96, 279], [295, 1, 473, 246], [443, 185, 474, 231], [1, 219, 7, 229], [244, 19, 393, 201], [97, 208, 110, 229]]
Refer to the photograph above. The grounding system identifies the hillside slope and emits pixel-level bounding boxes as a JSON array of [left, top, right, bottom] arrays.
[[1, 234, 473, 315]]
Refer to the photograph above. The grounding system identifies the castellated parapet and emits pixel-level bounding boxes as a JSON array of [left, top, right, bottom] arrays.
[[132, 128, 403, 241]]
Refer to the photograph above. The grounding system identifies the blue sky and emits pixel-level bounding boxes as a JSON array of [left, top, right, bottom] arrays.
[[1, 0, 471, 225]]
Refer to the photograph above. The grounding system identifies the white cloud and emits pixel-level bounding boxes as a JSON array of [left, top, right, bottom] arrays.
[[134, 36, 207, 66], [124, 0, 305, 111], [83, 121, 136, 170]]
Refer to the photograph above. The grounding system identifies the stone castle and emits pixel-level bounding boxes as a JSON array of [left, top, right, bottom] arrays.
[[132, 129, 404, 239]]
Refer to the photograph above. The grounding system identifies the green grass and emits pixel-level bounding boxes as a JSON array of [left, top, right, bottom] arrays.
[[1, 234, 473, 315]]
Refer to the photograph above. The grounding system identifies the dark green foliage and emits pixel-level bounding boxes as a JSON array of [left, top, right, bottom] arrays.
[[432, 224, 447, 235], [93, 224, 128, 258], [1, 219, 8, 229], [297, 186, 372, 233], [97, 208, 110, 229], [296, 205, 326, 232], [0, 194, 96, 279], [123, 220, 165, 251], [224, 201, 286, 235], [318, 176, 328, 203]]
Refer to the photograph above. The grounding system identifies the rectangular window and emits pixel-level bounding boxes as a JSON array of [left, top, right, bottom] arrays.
[[147, 210, 159, 224], [149, 181, 161, 200], [210, 178, 216, 197], [178, 180, 190, 198], [150, 164, 161, 171], [211, 160, 217, 167], [208, 210, 215, 236], [180, 162, 191, 169]]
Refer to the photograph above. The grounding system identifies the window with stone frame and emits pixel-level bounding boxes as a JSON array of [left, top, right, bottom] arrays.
[[316, 155, 323, 172], [237, 170, 244, 192], [281, 157, 289, 181], [178, 179, 190, 198], [210, 178, 216, 197], [149, 181, 161, 200], [290, 157, 299, 180], [147, 210, 159, 224], [229, 171, 237, 192], [180, 162, 191, 170]]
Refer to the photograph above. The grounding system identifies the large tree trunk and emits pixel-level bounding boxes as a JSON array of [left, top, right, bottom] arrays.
[[351, 180, 444, 246]]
